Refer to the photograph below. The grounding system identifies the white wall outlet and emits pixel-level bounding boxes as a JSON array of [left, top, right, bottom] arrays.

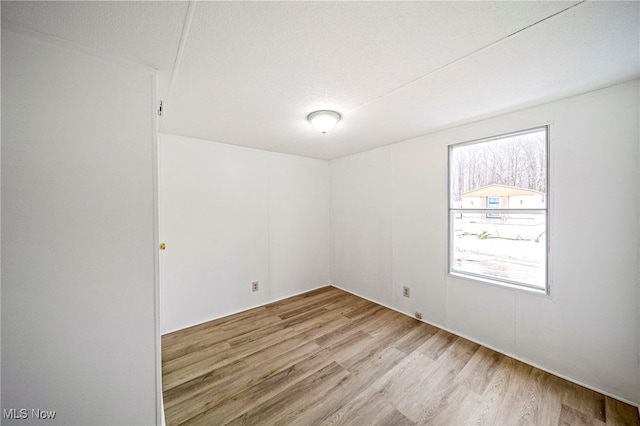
[[403, 286, 410, 298], [252, 281, 259, 292]]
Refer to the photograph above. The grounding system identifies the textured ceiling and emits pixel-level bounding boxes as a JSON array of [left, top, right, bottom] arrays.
[[1, 1, 190, 114], [3, 1, 639, 160]]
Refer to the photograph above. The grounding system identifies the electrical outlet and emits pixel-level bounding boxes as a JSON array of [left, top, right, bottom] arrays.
[[252, 281, 259, 292], [403, 286, 410, 298]]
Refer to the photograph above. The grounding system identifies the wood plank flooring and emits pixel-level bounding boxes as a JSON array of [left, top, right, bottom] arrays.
[[162, 286, 640, 425]]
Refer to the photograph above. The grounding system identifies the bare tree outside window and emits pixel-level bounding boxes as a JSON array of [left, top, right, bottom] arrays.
[[449, 127, 548, 292]]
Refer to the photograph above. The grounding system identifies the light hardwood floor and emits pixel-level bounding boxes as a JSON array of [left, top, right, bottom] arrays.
[[162, 286, 640, 425]]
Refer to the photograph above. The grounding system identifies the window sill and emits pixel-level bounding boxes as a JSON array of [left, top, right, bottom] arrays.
[[448, 271, 549, 296]]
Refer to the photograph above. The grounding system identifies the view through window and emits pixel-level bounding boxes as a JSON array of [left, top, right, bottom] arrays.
[[449, 127, 548, 292]]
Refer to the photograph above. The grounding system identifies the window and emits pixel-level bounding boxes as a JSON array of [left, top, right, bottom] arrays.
[[449, 127, 548, 293], [486, 197, 501, 218]]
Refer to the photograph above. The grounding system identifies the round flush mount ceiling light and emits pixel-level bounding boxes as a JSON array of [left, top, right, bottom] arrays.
[[307, 110, 341, 133]]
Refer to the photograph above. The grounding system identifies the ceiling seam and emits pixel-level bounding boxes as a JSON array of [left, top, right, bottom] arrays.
[[164, 0, 197, 112], [345, 0, 588, 116], [1, 23, 158, 74]]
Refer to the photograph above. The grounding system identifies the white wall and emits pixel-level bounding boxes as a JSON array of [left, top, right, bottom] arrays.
[[268, 152, 331, 302], [330, 148, 393, 306], [1, 29, 159, 425], [159, 134, 330, 333], [331, 81, 640, 404]]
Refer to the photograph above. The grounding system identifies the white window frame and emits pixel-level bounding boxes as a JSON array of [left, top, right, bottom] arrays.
[[448, 126, 550, 294]]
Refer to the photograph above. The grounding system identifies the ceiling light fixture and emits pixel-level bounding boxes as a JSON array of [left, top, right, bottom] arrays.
[[307, 110, 341, 134]]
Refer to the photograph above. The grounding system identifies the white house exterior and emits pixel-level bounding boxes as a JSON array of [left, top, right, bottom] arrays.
[[458, 184, 545, 240]]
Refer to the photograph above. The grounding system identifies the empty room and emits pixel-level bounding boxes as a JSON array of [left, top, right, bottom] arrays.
[[2, 1, 639, 425]]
